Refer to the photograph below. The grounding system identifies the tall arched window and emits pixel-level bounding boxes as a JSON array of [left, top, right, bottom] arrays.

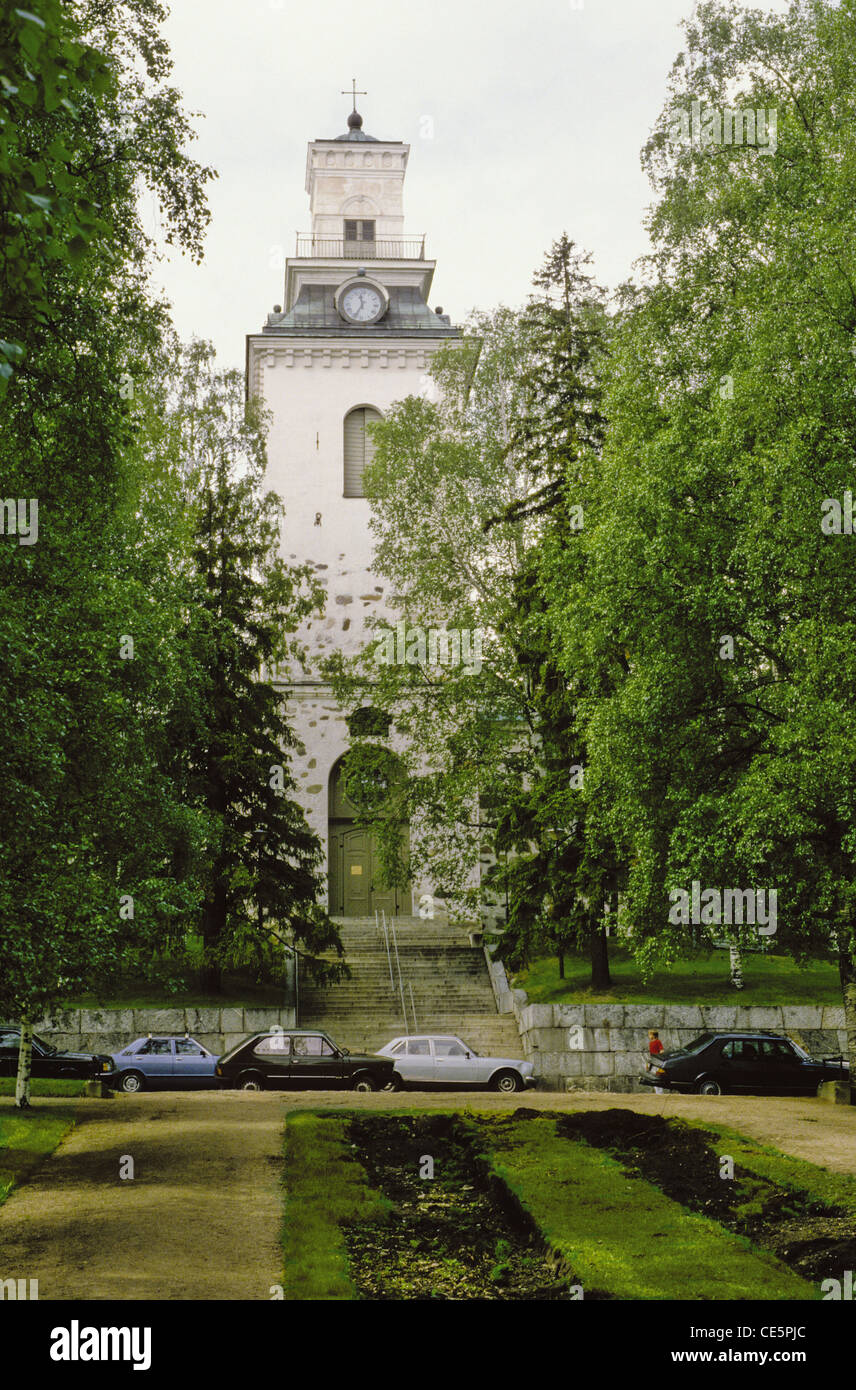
[[343, 406, 382, 497]]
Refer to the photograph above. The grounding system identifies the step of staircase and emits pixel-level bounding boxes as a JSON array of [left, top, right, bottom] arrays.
[[298, 917, 524, 1058]]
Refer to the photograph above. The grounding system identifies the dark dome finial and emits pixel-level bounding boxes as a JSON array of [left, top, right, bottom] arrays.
[[347, 109, 363, 131]]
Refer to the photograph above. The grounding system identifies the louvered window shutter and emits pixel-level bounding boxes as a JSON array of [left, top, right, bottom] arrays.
[[343, 408, 382, 497]]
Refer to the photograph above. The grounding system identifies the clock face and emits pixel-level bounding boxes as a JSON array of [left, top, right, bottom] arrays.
[[341, 285, 383, 323]]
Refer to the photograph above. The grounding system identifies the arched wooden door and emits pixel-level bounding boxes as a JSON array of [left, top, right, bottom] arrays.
[[328, 757, 412, 917]]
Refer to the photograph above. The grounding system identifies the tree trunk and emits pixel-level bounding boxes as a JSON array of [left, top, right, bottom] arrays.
[[837, 939, 856, 1086], [557, 949, 565, 980], [200, 879, 227, 994], [15, 1017, 33, 1109], [729, 943, 744, 991], [589, 918, 611, 990]]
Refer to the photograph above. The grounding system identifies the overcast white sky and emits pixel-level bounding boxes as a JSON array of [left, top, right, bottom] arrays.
[[148, 0, 789, 370]]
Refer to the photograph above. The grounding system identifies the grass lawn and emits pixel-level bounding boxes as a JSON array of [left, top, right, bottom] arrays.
[[696, 1120, 856, 1217], [0, 1079, 87, 1099], [281, 1111, 391, 1300], [281, 1108, 817, 1300], [514, 948, 840, 1006], [479, 1115, 813, 1300], [0, 1105, 75, 1207]]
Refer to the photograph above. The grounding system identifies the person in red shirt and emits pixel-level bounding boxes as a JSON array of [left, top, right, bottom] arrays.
[[648, 1030, 665, 1093]]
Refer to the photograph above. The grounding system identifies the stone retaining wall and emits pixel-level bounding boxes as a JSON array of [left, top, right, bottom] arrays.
[[35, 1006, 297, 1059], [512, 1002, 848, 1092]]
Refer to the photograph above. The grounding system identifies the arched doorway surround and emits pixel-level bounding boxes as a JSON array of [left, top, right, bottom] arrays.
[[327, 754, 412, 917]]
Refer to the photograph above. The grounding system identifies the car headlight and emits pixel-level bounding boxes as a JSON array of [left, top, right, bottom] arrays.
[[102, 1061, 110, 1072], [655, 1067, 667, 1077]]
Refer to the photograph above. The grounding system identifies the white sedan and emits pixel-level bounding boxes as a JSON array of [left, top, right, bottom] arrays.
[[376, 1034, 536, 1093]]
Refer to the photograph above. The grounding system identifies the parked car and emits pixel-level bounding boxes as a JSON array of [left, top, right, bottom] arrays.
[[215, 1030, 396, 1092], [109, 1035, 220, 1093], [376, 1034, 536, 1093], [0, 1026, 114, 1082], [639, 1030, 850, 1096]]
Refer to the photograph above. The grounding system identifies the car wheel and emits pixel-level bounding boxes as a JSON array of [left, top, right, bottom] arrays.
[[119, 1071, 144, 1094], [382, 1074, 402, 1092], [696, 1078, 722, 1096], [491, 1070, 523, 1094], [352, 1074, 376, 1093], [238, 1072, 264, 1092]]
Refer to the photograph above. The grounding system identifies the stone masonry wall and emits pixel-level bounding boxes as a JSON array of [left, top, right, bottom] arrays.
[[34, 1006, 297, 1060], [513, 1001, 848, 1093]]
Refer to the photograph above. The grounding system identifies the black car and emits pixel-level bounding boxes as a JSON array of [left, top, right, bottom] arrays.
[[640, 1030, 849, 1096], [0, 1026, 114, 1082], [215, 1029, 396, 1092]]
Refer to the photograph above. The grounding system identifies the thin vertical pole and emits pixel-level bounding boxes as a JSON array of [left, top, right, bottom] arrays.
[[391, 918, 407, 1033], [408, 982, 417, 1034]]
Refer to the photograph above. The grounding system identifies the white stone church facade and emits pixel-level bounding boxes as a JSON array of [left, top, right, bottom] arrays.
[[246, 103, 461, 919]]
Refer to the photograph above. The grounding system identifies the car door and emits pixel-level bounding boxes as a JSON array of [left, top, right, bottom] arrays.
[[172, 1038, 215, 1088], [432, 1037, 475, 1085], [28, 1035, 55, 1078], [249, 1033, 292, 1085], [759, 1038, 811, 1094], [135, 1038, 175, 1085], [718, 1039, 763, 1092], [0, 1031, 19, 1078], [289, 1033, 344, 1088], [401, 1037, 435, 1086]]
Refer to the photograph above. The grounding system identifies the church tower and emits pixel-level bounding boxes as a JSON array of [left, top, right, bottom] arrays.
[[246, 94, 461, 917]]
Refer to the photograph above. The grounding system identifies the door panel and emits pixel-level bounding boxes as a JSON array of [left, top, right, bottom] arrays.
[[328, 757, 412, 915], [172, 1040, 214, 1087], [432, 1039, 473, 1084], [400, 1038, 435, 1085], [0, 1034, 18, 1078], [135, 1040, 175, 1082], [343, 829, 371, 916], [289, 1035, 345, 1088], [718, 1040, 764, 1091]]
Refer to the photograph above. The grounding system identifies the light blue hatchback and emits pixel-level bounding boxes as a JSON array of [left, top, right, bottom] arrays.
[[109, 1035, 220, 1093]]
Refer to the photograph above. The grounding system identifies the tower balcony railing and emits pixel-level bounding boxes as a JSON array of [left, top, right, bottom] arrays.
[[294, 234, 427, 260]]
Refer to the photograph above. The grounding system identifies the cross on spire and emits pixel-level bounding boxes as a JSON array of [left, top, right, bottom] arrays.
[[341, 78, 367, 110]]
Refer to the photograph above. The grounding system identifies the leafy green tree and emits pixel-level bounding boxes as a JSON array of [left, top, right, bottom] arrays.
[[0, 0, 213, 1104], [328, 262, 618, 987], [556, 0, 856, 1072], [172, 343, 341, 992], [0, 1, 110, 390]]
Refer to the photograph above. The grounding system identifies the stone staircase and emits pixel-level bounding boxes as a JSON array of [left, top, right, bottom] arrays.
[[298, 916, 525, 1058]]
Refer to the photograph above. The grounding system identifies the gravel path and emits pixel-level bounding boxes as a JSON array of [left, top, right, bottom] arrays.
[[0, 1092, 284, 1300], [1, 1087, 853, 1301]]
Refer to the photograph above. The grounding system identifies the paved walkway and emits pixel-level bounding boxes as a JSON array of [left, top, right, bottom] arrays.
[[1, 1088, 854, 1300]]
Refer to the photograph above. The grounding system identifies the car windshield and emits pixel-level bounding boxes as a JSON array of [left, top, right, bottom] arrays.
[[32, 1033, 56, 1057], [790, 1040, 812, 1060]]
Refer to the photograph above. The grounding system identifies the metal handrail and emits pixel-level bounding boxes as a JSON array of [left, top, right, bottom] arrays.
[[294, 234, 426, 260], [380, 910, 395, 995], [389, 917, 409, 1034], [408, 982, 418, 1034]]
